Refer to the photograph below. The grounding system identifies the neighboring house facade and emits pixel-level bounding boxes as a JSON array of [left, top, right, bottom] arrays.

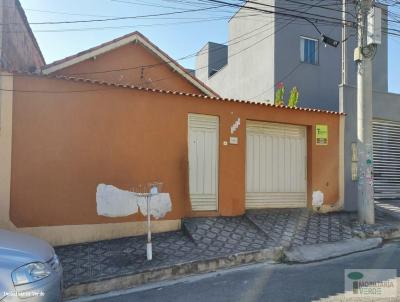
[[0, 29, 344, 245], [196, 0, 388, 111], [0, 0, 44, 71], [0, 0, 395, 246], [2, 70, 344, 246]]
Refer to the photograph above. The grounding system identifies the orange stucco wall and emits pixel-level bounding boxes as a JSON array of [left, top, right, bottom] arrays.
[[11, 76, 341, 227], [51, 42, 202, 94]]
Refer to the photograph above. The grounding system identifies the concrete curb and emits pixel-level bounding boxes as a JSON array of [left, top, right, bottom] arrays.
[[383, 230, 400, 240], [283, 237, 383, 263], [63, 246, 283, 300], [352, 224, 400, 241], [354, 229, 400, 240]]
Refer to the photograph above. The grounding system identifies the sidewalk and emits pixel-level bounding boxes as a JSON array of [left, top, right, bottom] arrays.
[[57, 209, 400, 300], [375, 200, 400, 220]]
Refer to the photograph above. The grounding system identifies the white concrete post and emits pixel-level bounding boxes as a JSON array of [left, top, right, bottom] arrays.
[[356, 0, 375, 224], [341, 0, 348, 85], [0, 72, 15, 229]]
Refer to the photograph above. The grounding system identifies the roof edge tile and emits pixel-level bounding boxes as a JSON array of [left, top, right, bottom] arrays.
[[9, 70, 346, 116]]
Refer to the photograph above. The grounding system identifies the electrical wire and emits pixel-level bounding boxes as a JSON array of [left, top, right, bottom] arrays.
[[4, 5, 229, 25], [2, 0, 397, 96]]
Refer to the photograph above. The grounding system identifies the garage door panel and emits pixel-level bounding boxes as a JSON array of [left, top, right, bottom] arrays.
[[246, 121, 307, 208], [278, 136, 285, 191], [373, 120, 400, 200], [270, 137, 275, 191], [254, 135, 260, 192], [246, 193, 307, 208]]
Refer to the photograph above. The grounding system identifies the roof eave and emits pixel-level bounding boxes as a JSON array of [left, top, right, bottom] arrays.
[[42, 32, 219, 98]]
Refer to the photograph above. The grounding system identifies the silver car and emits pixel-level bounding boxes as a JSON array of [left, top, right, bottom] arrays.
[[0, 230, 63, 302]]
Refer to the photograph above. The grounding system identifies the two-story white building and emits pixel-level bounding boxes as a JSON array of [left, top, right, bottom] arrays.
[[195, 0, 388, 111]]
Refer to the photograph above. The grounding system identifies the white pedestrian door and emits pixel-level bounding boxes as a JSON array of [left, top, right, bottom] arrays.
[[373, 119, 400, 200], [246, 121, 307, 208], [188, 114, 219, 211]]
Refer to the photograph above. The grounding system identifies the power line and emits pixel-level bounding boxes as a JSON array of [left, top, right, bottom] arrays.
[[39, 16, 281, 76], [238, 0, 354, 21], [1, 1, 308, 90], [3, 16, 237, 33], [110, 0, 200, 10], [5, 0, 396, 97], [281, 0, 356, 17], [29, 0, 354, 78], [198, 0, 356, 26], [27, 5, 228, 25], [3, 0, 357, 27], [2, 10, 306, 33], [109, 0, 240, 13], [7, 0, 400, 30], [45, 1, 371, 90], [135, 0, 350, 83], [3, 8, 320, 79], [3, 11, 344, 33], [66, 0, 330, 87], [1, 16, 278, 83]]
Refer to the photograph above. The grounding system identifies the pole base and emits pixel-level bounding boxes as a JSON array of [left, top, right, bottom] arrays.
[[146, 242, 152, 261]]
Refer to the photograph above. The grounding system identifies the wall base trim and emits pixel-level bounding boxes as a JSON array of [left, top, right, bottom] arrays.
[[13, 220, 181, 246]]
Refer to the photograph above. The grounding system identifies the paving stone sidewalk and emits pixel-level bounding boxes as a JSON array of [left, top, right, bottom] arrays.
[[56, 209, 400, 292], [375, 200, 400, 220], [57, 216, 273, 289], [245, 209, 354, 247]]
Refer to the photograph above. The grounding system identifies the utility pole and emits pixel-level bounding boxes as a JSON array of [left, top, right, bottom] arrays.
[[341, 0, 348, 85], [356, 0, 377, 224]]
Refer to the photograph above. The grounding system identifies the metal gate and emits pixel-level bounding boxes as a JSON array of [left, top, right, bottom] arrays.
[[246, 121, 307, 208], [373, 119, 400, 200]]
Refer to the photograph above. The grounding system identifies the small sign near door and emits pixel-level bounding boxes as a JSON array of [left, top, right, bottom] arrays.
[[229, 136, 238, 145], [316, 124, 328, 145]]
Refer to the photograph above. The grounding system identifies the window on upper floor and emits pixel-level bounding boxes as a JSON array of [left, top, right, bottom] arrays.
[[300, 37, 319, 65]]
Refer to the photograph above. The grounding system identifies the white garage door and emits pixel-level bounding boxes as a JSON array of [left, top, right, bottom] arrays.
[[246, 121, 307, 208], [373, 119, 400, 200], [188, 114, 219, 211]]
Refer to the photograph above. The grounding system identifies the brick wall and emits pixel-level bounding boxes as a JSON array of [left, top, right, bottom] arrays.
[[0, 0, 44, 71]]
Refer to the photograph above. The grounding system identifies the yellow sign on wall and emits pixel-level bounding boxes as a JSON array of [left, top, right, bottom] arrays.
[[316, 124, 328, 145]]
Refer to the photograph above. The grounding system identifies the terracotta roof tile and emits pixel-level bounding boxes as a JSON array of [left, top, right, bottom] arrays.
[[43, 31, 142, 69], [9, 71, 345, 116]]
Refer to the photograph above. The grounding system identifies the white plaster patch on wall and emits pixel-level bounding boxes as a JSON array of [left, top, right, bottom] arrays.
[[230, 117, 241, 134], [96, 184, 172, 219], [312, 191, 324, 207], [136, 194, 172, 219], [96, 184, 138, 217]]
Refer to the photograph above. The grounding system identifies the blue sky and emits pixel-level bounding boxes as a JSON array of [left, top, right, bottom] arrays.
[[20, 0, 399, 93]]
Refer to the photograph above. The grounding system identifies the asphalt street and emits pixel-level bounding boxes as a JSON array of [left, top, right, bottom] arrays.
[[75, 240, 400, 302]]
